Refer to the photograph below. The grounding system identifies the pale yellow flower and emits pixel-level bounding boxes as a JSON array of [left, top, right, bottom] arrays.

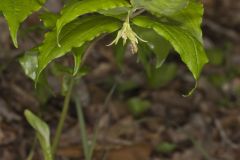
[[108, 12, 146, 53]]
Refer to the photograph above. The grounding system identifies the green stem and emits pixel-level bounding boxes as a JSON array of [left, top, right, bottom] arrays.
[[75, 98, 91, 160], [52, 78, 74, 156], [26, 137, 37, 160], [75, 83, 117, 160]]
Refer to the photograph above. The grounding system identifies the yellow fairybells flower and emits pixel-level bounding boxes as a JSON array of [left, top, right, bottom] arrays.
[[107, 11, 146, 53]]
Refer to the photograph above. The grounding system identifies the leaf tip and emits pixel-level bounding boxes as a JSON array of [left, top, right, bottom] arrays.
[[11, 34, 18, 48], [13, 41, 18, 48], [24, 109, 30, 117]]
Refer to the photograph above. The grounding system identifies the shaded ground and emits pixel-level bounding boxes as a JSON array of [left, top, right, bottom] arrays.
[[1, 0, 240, 160]]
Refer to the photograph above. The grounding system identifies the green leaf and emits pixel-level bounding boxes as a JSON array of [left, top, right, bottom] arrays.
[[168, 0, 204, 42], [24, 110, 52, 160], [99, 7, 129, 16], [19, 48, 52, 104], [132, 0, 189, 16], [98, 7, 130, 19], [133, 16, 208, 80], [40, 12, 60, 29], [19, 48, 39, 80], [0, 0, 46, 47], [56, 0, 130, 44], [135, 27, 171, 68], [37, 15, 122, 82]]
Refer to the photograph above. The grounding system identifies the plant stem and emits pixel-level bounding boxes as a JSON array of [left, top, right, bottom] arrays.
[[26, 137, 37, 160], [52, 78, 74, 156], [75, 98, 90, 160], [75, 83, 117, 160]]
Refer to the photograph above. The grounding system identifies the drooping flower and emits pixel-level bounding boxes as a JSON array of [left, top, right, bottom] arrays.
[[108, 11, 146, 53]]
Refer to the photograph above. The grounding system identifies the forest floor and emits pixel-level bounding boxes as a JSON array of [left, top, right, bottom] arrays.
[[1, 0, 240, 160]]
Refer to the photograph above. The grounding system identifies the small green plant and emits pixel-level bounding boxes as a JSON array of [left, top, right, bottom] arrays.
[[0, 0, 208, 159]]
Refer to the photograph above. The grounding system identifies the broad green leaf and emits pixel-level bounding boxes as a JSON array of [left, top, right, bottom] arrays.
[[133, 16, 208, 80], [19, 48, 39, 80], [0, 0, 46, 47], [24, 110, 52, 160], [37, 15, 122, 82], [131, 0, 189, 16], [135, 27, 171, 68], [168, 0, 204, 42], [72, 44, 89, 76], [19, 48, 52, 104], [40, 12, 60, 29], [56, 0, 130, 44], [98, 7, 130, 19], [99, 7, 129, 16]]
